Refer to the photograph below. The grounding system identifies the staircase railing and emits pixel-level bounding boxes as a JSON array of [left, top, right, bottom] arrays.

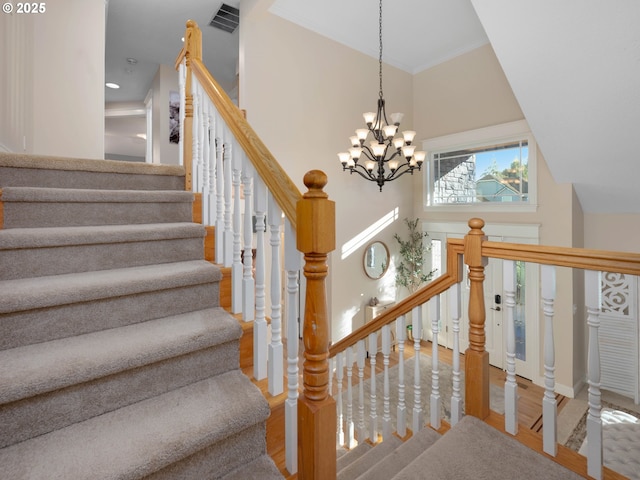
[[328, 217, 640, 480], [176, 20, 330, 477]]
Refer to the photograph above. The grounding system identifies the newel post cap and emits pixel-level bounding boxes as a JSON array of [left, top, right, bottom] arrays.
[[464, 217, 487, 267], [296, 170, 335, 254]]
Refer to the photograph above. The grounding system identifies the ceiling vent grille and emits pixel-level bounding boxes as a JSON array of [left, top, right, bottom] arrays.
[[209, 4, 240, 33]]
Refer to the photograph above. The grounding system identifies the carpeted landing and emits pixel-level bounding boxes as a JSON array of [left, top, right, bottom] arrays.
[[0, 152, 282, 479]]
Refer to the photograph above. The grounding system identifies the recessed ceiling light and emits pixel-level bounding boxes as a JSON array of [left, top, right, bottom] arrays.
[[106, 82, 120, 89]]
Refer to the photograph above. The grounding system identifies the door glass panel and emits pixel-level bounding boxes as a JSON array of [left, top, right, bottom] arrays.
[[515, 261, 526, 360], [431, 239, 442, 279]]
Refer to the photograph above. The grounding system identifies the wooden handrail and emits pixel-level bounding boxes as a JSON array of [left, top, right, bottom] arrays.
[[482, 241, 640, 275], [177, 20, 302, 229], [329, 239, 465, 358]]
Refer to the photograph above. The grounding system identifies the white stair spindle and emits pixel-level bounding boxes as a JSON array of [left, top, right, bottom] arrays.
[[542, 264, 558, 455], [230, 141, 242, 313], [345, 346, 356, 448], [395, 315, 407, 437], [284, 219, 300, 474], [222, 133, 233, 267], [585, 269, 603, 480], [197, 83, 206, 194], [368, 332, 378, 443], [241, 158, 255, 321], [191, 80, 200, 192], [336, 353, 345, 446], [267, 194, 283, 396], [356, 340, 367, 442], [214, 116, 225, 264], [201, 96, 210, 225], [503, 260, 518, 435], [206, 101, 216, 226], [412, 305, 423, 433], [328, 357, 334, 398], [430, 296, 441, 430], [253, 175, 267, 380], [449, 283, 462, 426], [381, 324, 392, 441]]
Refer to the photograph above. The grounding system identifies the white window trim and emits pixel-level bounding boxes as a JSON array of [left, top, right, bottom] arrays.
[[422, 120, 538, 213]]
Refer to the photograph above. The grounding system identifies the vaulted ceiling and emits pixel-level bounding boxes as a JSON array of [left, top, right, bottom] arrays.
[[105, 0, 640, 213]]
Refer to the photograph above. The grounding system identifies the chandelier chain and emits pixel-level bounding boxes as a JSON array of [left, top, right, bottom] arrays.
[[378, 0, 383, 99]]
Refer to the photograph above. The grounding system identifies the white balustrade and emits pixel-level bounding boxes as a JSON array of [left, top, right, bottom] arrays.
[[585, 270, 603, 480], [503, 260, 518, 435], [429, 296, 441, 430], [206, 101, 216, 226], [449, 283, 462, 426], [541, 264, 557, 455], [214, 118, 225, 264], [231, 142, 242, 313], [267, 194, 284, 396], [412, 305, 423, 433], [345, 346, 356, 448], [241, 158, 255, 321], [222, 136, 233, 267], [200, 93, 210, 226], [395, 315, 407, 437], [381, 325, 392, 441], [253, 175, 268, 381], [336, 352, 345, 446], [191, 80, 201, 192], [178, 60, 185, 167], [368, 332, 378, 442], [356, 340, 367, 441]]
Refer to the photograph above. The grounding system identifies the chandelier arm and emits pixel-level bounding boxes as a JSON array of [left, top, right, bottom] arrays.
[[349, 164, 383, 182], [385, 164, 420, 182]]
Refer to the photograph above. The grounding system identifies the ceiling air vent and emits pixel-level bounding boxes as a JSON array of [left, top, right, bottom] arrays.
[[209, 3, 240, 33]]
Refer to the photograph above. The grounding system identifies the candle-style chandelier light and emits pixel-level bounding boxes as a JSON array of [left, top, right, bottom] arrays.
[[338, 0, 425, 192]]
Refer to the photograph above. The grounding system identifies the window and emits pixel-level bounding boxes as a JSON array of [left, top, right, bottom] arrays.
[[423, 121, 536, 212]]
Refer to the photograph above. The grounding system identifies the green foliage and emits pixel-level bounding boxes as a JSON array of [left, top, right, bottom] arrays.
[[394, 218, 435, 294]]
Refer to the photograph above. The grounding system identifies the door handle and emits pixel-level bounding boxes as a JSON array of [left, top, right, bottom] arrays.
[[490, 306, 501, 311]]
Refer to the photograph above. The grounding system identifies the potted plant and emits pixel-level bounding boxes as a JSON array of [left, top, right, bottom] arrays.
[[394, 218, 436, 295]]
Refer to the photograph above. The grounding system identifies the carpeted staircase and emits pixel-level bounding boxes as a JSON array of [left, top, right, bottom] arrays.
[[0, 152, 282, 479], [337, 416, 583, 479]]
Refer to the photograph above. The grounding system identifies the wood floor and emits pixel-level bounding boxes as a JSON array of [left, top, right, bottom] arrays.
[[247, 339, 561, 479]]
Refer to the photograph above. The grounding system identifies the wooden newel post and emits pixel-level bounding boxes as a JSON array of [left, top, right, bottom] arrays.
[[464, 218, 490, 419], [296, 170, 336, 480], [182, 20, 202, 192]]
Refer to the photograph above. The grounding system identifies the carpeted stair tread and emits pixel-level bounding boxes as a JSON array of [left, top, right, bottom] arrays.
[[1, 186, 193, 203], [0, 307, 240, 405], [356, 427, 441, 480], [338, 435, 402, 480], [337, 441, 373, 472], [0, 222, 204, 249], [0, 370, 270, 480], [0, 151, 184, 177], [0, 260, 221, 314], [220, 454, 283, 479], [391, 416, 583, 479]]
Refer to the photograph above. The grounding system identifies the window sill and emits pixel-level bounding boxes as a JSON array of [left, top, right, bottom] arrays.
[[424, 202, 539, 214]]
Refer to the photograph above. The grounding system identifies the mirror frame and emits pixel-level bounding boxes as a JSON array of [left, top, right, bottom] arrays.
[[363, 241, 390, 280]]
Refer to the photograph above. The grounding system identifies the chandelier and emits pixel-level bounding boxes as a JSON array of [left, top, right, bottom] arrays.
[[338, 0, 425, 192]]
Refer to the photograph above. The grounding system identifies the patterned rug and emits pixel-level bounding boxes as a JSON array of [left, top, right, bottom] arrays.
[[564, 400, 640, 479]]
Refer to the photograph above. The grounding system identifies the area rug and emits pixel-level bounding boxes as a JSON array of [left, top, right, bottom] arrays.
[[564, 401, 640, 479], [337, 353, 504, 431]]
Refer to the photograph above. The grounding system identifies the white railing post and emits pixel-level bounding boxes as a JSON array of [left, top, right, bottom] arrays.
[[241, 158, 255, 321], [381, 324, 392, 441], [267, 194, 283, 396], [206, 100, 216, 226], [214, 117, 225, 264], [503, 260, 518, 435], [368, 332, 378, 443], [222, 135, 233, 267], [585, 269, 603, 480], [230, 142, 242, 313], [449, 283, 462, 426], [253, 176, 267, 380], [396, 315, 407, 437], [430, 296, 441, 430], [191, 80, 201, 192], [284, 219, 300, 473], [412, 305, 423, 433], [356, 339, 367, 442], [336, 352, 345, 446], [345, 346, 356, 448], [178, 60, 185, 167], [201, 96, 210, 225], [542, 264, 557, 455]]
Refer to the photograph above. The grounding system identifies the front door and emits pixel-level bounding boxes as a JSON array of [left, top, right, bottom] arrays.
[[424, 222, 538, 381]]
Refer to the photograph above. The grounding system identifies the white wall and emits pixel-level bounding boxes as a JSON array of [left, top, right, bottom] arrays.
[[0, 0, 105, 158], [240, 2, 415, 342]]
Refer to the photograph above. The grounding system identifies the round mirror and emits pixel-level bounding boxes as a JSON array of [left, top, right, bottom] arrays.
[[363, 241, 390, 279]]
